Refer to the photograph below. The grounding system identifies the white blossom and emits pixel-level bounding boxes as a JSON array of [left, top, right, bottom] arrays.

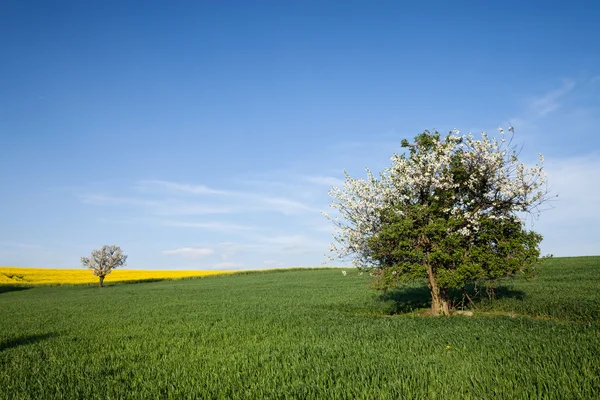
[[324, 129, 549, 266], [81, 245, 128, 287]]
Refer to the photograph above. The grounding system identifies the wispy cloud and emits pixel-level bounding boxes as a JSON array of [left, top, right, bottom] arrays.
[[0, 241, 39, 249], [79, 194, 158, 207], [160, 243, 249, 268], [303, 175, 344, 187], [252, 233, 327, 253], [82, 179, 318, 216], [312, 224, 335, 234], [152, 203, 237, 216], [541, 155, 600, 223], [79, 176, 332, 267], [210, 261, 243, 269], [162, 247, 215, 259], [502, 79, 584, 147], [137, 180, 230, 195], [533, 154, 600, 256], [0, 241, 41, 259], [528, 80, 575, 118], [161, 220, 256, 233], [142, 179, 316, 214], [263, 260, 284, 267], [256, 196, 315, 214]]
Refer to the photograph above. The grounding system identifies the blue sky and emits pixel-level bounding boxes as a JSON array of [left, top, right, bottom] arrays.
[[1, 0, 599, 269]]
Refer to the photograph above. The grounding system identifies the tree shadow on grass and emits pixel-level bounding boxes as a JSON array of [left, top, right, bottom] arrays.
[[0, 285, 33, 294], [378, 283, 527, 315], [491, 286, 527, 300], [81, 279, 169, 289], [379, 286, 433, 314], [0, 332, 59, 352], [120, 278, 169, 285]]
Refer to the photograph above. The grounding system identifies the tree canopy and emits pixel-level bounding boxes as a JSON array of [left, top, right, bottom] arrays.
[[81, 245, 128, 288], [325, 128, 549, 315]]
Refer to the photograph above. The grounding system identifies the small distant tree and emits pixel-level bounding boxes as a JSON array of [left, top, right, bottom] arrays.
[[81, 245, 127, 288], [325, 128, 550, 315]]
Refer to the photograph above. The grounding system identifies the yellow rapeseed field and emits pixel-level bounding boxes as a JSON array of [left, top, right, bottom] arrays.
[[0, 267, 234, 285]]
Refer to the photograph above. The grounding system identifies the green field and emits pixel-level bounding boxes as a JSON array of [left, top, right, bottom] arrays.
[[1, 257, 599, 399]]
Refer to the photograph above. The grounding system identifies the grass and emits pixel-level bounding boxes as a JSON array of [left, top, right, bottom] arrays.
[[1, 257, 599, 399]]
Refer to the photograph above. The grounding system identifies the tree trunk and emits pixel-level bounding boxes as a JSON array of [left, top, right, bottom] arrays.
[[440, 288, 450, 316], [98, 275, 105, 288], [425, 256, 450, 316]]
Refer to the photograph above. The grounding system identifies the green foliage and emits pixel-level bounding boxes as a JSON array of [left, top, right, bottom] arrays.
[[1, 257, 599, 399], [365, 131, 544, 312], [368, 211, 541, 292]]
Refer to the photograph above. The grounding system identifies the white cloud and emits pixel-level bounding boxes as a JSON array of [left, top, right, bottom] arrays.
[[263, 260, 282, 266], [542, 155, 600, 223], [79, 194, 158, 207], [210, 261, 243, 269], [82, 179, 317, 217], [256, 195, 315, 214], [252, 234, 328, 254], [138, 180, 230, 195], [501, 79, 595, 154], [528, 80, 575, 118], [0, 241, 40, 260], [153, 203, 236, 215], [0, 241, 39, 249], [533, 155, 600, 256], [312, 224, 335, 234], [141, 179, 316, 215], [161, 220, 256, 233], [162, 247, 215, 259], [503, 80, 576, 134], [304, 175, 344, 187]]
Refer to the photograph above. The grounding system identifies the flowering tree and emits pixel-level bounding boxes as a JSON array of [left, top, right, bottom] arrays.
[[324, 128, 549, 315], [81, 245, 128, 288]]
